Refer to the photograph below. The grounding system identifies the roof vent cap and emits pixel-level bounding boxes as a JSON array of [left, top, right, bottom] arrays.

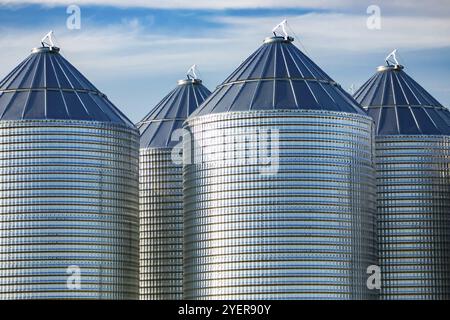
[[31, 31, 60, 53], [178, 64, 202, 85], [377, 49, 404, 71], [265, 19, 294, 43]]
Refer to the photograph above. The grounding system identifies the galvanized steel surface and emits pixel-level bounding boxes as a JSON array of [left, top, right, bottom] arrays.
[[0, 120, 139, 299], [376, 135, 450, 299], [183, 110, 377, 300], [138, 78, 210, 299], [139, 148, 183, 300]]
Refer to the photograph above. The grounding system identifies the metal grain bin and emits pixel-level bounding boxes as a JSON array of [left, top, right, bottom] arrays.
[[354, 52, 450, 300], [0, 39, 139, 299], [183, 31, 377, 300], [137, 73, 211, 300]]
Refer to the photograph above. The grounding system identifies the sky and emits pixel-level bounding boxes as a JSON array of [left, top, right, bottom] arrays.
[[0, 0, 449, 123]]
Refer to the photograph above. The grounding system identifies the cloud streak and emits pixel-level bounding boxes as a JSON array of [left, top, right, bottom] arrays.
[[0, 0, 360, 10], [1, 10, 450, 79], [0, 5, 449, 121], [1, 0, 450, 15]]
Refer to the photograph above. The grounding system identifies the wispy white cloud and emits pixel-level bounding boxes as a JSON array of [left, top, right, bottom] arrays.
[[1, 6, 450, 120], [0, 0, 358, 10], [1, 0, 450, 15], [218, 13, 450, 52], [1, 10, 449, 78]]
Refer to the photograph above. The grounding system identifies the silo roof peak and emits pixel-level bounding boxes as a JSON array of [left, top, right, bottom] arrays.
[[178, 64, 203, 85], [0, 33, 134, 127], [354, 52, 450, 135], [138, 70, 211, 149], [190, 22, 365, 117]]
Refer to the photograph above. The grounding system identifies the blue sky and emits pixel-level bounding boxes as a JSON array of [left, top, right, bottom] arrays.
[[0, 0, 449, 123]]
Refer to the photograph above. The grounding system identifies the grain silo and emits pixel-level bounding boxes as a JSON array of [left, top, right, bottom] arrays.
[[0, 34, 139, 299], [183, 24, 377, 300], [354, 50, 450, 300], [137, 68, 211, 300]]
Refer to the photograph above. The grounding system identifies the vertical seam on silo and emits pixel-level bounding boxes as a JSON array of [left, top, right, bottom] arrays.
[[272, 43, 277, 109], [52, 54, 74, 90], [403, 73, 428, 106], [422, 108, 440, 133], [288, 45, 321, 109], [398, 72, 422, 108], [89, 93, 112, 122], [248, 45, 273, 111], [390, 72, 401, 134], [48, 54, 69, 118], [398, 74, 426, 134], [1, 55, 32, 90], [380, 72, 388, 108], [225, 46, 263, 83], [226, 83, 245, 112], [290, 44, 315, 80], [43, 52, 47, 118], [280, 44, 299, 109], [402, 73, 441, 133], [285, 43, 304, 78], [21, 55, 41, 119], [153, 87, 178, 120], [353, 73, 377, 104], [191, 84, 200, 111], [394, 72, 422, 134], [57, 56, 93, 118]]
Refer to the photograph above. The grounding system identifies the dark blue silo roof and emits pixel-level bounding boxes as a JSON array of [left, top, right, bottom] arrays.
[[137, 79, 211, 148], [0, 46, 134, 127], [190, 36, 366, 117], [354, 64, 450, 135]]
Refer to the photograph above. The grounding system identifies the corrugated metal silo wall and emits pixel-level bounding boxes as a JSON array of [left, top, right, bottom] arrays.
[[139, 148, 183, 299], [376, 135, 450, 300], [183, 110, 378, 300], [0, 120, 139, 299]]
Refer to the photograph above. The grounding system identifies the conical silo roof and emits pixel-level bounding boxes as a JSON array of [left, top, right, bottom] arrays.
[[137, 76, 211, 148], [190, 35, 365, 117], [354, 53, 450, 135], [0, 41, 134, 127]]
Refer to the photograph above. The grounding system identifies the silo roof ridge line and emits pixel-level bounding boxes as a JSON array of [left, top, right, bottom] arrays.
[[218, 77, 339, 87], [137, 117, 188, 125], [361, 104, 448, 109], [0, 87, 105, 96]]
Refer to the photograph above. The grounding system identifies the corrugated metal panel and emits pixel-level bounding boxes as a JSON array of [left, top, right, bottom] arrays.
[[376, 136, 450, 299], [0, 47, 134, 127], [138, 78, 210, 299], [139, 149, 183, 300], [191, 37, 366, 118], [0, 42, 139, 300], [184, 35, 377, 300], [355, 59, 450, 299], [183, 110, 377, 300], [0, 121, 139, 299]]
